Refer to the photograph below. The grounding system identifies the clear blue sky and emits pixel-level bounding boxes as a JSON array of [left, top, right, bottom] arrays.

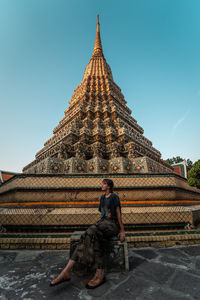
[[0, 0, 200, 172]]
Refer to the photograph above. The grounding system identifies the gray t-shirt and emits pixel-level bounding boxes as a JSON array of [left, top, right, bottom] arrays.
[[99, 193, 121, 220]]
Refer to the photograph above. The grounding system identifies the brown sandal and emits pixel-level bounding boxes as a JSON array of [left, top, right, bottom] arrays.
[[50, 270, 71, 287], [86, 273, 106, 289]]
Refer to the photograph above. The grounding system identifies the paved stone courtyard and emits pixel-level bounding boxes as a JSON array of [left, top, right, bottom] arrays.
[[1, 245, 200, 299]]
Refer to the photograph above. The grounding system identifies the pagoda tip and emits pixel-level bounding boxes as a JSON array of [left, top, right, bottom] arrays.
[[93, 14, 103, 56]]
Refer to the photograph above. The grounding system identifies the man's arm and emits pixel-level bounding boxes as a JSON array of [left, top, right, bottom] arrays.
[[98, 195, 103, 213], [116, 206, 125, 243]]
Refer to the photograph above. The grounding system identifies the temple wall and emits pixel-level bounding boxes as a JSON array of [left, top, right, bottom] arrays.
[[0, 173, 200, 205]]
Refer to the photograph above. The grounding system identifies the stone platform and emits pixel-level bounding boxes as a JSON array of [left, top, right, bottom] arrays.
[[1, 173, 200, 204], [0, 172, 200, 241], [0, 173, 200, 232]]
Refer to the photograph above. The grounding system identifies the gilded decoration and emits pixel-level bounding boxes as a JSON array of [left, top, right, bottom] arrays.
[[23, 16, 173, 175]]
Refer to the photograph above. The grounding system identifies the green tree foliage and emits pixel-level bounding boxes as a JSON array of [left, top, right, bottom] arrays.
[[166, 156, 184, 165], [186, 159, 193, 170], [165, 157, 193, 170], [188, 160, 200, 189]]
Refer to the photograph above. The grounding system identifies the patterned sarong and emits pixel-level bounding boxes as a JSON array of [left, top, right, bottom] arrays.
[[70, 218, 120, 269]]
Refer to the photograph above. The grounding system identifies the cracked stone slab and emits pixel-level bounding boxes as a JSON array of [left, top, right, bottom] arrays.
[[140, 287, 192, 300], [133, 261, 175, 284], [104, 276, 156, 300], [128, 255, 146, 271], [130, 248, 158, 260], [0, 252, 17, 263], [180, 245, 200, 257], [170, 270, 200, 299], [157, 247, 193, 258], [159, 255, 191, 270]]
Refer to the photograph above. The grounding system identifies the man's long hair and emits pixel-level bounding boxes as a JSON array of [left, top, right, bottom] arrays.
[[102, 179, 114, 193]]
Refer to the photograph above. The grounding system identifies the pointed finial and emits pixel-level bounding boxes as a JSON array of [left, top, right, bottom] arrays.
[[92, 15, 103, 56], [97, 14, 99, 29]]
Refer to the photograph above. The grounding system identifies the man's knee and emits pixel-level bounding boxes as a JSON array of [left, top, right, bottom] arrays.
[[86, 225, 97, 236]]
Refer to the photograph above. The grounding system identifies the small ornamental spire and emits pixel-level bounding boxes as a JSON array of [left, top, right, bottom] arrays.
[[92, 15, 103, 57]]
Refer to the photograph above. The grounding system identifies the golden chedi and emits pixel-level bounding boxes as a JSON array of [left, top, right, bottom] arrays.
[[23, 16, 172, 175]]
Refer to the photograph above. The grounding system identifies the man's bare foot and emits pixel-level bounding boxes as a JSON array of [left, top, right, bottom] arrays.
[[50, 270, 71, 287]]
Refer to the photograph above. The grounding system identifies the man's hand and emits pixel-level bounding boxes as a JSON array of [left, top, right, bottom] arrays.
[[119, 231, 125, 243], [116, 206, 125, 242]]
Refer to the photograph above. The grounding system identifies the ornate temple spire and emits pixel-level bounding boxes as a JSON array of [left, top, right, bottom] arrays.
[[82, 14, 113, 80], [92, 15, 103, 57], [23, 14, 172, 175]]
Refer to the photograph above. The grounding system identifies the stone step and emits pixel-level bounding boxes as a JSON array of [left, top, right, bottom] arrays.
[[1, 229, 200, 249]]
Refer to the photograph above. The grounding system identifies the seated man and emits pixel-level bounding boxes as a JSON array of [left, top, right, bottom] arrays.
[[50, 178, 125, 289]]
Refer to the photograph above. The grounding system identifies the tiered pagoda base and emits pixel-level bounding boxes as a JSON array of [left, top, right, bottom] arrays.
[[1, 172, 200, 249], [1, 173, 200, 230], [24, 155, 173, 174]]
